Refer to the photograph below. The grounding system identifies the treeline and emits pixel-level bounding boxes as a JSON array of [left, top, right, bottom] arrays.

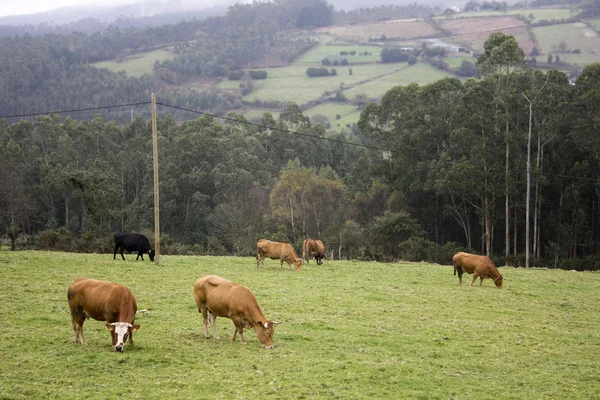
[[2, 60, 600, 270]]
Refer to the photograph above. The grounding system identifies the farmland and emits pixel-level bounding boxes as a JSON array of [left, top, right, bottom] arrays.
[[436, 7, 580, 21], [93, 49, 176, 78], [2, 251, 600, 399], [315, 19, 438, 42], [532, 23, 600, 66], [438, 16, 533, 53]]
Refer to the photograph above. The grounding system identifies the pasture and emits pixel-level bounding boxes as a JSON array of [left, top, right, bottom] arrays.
[[436, 7, 580, 21], [315, 19, 438, 42], [92, 49, 176, 78], [296, 45, 384, 64], [532, 23, 600, 66], [2, 251, 600, 399]]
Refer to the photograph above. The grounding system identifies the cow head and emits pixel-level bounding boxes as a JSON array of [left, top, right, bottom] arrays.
[[315, 254, 327, 266], [494, 274, 504, 288], [106, 322, 140, 352], [148, 249, 156, 262], [254, 320, 280, 349], [294, 259, 303, 271]]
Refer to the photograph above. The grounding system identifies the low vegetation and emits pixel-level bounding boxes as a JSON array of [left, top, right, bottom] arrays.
[[2, 251, 600, 399]]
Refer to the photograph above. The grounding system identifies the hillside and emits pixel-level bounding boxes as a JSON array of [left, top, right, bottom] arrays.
[[83, 3, 598, 128]]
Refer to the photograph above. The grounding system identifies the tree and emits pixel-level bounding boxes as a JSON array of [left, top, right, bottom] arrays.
[[456, 60, 477, 77], [476, 32, 526, 258]]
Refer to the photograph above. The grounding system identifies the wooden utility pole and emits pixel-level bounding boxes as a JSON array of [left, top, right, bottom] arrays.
[[151, 93, 160, 264]]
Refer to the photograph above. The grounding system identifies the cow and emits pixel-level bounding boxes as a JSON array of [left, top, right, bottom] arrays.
[[256, 239, 303, 270], [453, 251, 503, 288], [302, 238, 327, 265], [67, 278, 140, 352], [113, 232, 155, 261], [193, 274, 280, 348]]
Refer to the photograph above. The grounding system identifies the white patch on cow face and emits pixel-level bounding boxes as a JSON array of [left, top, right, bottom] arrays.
[[110, 322, 132, 351]]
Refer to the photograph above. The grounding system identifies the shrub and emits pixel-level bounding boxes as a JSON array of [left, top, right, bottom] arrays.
[[249, 69, 267, 79], [227, 70, 244, 80], [306, 67, 331, 77], [408, 55, 417, 65], [322, 58, 332, 66]]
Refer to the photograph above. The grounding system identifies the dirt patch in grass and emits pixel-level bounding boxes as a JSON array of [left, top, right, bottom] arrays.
[[316, 19, 438, 42]]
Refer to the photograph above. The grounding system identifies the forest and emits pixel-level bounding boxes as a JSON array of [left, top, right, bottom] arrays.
[[1, 30, 599, 270]]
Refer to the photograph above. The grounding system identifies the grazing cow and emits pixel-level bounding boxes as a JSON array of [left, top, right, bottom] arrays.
[[453, 251, 503, 288], [113, 232, 155, 261], [256, 239, 303, 270], [67, 278, 140, 352], [193, 274, 279, 348], [302, 239, 327, 265]]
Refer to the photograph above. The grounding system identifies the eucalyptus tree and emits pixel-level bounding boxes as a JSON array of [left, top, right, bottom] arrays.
[[476, 32, 526, 258]]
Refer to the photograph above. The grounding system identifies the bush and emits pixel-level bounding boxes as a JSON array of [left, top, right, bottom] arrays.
[[407, 55, 417, 65], [398, 237, 462, 264], [35, 228, 77, 251], [322, 58, 332, 66], [456, 60, 477, 77], [306, 67, 331, 77], [380, 47, 410, 63], [340, 59, 348, 66], [227, 70, 244, 80], [249, 70, 267, 79]]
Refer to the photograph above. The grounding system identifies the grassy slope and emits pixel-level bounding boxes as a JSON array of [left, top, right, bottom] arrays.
[[532, 23, 600, 65], [2, 251, 600, 399], [93, 49, 176, 78], [436, 8, 580, 20]]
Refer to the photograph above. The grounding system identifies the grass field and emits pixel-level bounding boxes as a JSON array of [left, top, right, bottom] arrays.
[[296, 45, 384, 64], [2, 251, 600, 399], [232, 63, 407, 105], [532, 23, 600, 65], [436, 7, 580, 21], [303, 103, 359, 124], [589, 18, 600, 30], [93, 49, 176, 77], [344, 63, 455, 99]]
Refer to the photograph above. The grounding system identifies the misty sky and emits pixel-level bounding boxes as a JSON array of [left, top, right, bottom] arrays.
[[0, 0, 229, 17]]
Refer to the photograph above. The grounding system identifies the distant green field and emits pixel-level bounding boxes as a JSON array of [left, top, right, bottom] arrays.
[[344, 63, 455, 99], [297, 45, 384, 64], [93, 49, 176, 77], [303, 102, 359, 123], [588, 18, 600, 30], [331, 110, 362, 128], [532, 23, 600, 65], [436, 7, 580, 21], [443, 55, 477, 68], [3, 251, 600, 399], [235, 63, 407, 105], [242, 108, 280, 121]]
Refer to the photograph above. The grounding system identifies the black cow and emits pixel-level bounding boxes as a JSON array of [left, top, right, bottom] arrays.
[[113, 233, 155, 261]]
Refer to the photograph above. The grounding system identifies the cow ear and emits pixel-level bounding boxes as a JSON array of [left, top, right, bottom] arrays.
[[257, 321, 263, 327], [106, 323, 115, 332], [131, 324, 140, 332]]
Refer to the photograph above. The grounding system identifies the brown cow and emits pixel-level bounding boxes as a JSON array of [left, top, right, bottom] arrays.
[[453, 252, 503, 288], [256, 239, 303, 270], [67, 278, 140, 352], [193, 274, 279, 348], [302, 239, 327, 265]]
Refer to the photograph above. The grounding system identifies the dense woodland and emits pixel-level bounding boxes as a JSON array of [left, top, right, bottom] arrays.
[[0, 1, 599, 269], [1, 34, 599, 269]]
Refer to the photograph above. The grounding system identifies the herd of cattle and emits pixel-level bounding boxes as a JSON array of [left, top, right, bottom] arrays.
[[69, 232, 504, 352]]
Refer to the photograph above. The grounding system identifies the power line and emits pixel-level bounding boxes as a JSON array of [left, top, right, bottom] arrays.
[[0, 101, 151, 119], [156, 101, 387, 153]]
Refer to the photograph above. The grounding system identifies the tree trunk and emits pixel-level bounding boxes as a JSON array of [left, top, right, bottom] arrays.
[[505, 120, 510, 258], [525, 95, 533, 268]]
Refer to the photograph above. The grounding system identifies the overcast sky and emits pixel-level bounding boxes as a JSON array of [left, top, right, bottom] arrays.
[[0, 0, 233, 18]]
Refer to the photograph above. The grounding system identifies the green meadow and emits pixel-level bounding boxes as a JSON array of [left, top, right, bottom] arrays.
[[296, 45, 384, 64], [2, 251, 600, 399], [532, 23, 600, 65], [93, 49, 176, 77], [588, 18, 600, 30], [303, 103, 359, 123], [235, 63, 407, 105], [344, 63, 455, 99], [436, 7, 580, 21]]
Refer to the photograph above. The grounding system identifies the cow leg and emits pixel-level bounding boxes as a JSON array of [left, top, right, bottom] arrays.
[[456, 266, 464, 285], [198, 305, 210, 338], [119, 247, 125, 260], [232, 326, 246, 345], [479, 276, 484, 286], [471, 272, 479, 287], [136, 251, 144, 261], [208, 310, 220, 340], [72, 315, 86, 344], [113, 245, 118, 260]]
